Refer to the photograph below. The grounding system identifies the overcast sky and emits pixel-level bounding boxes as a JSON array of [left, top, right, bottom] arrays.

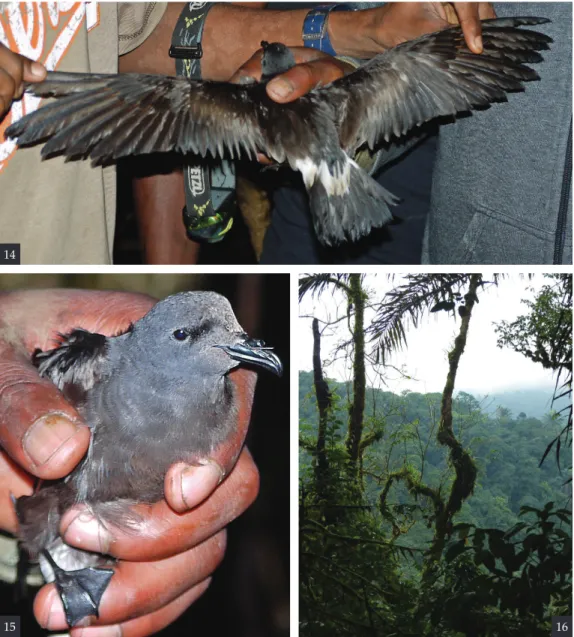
[[298, 274, 558, 400]]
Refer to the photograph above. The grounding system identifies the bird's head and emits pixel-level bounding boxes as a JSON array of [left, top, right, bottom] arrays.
[[260, 40, 297, 81], [124, 291, 282, 378]]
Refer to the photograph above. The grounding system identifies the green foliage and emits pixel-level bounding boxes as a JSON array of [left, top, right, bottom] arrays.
[[300, 390, 415, 635], [495, 274, 572, 471], [432, 505, 572, 635], [300, 274, 571, 636], [300, 372, 572, 636], [301, 371, 571, 529], [495, 275, 572, 372]]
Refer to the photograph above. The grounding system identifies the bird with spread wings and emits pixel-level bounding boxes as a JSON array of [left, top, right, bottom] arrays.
[[6, 17, 552, 246]]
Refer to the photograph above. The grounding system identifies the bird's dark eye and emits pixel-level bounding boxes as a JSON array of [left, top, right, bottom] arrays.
[[172, 329, 188, 341]]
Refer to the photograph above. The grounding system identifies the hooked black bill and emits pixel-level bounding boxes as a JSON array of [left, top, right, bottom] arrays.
[[216, 337, 283, 377]]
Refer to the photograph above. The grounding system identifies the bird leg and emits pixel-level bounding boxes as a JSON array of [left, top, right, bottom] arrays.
[[14, 544, 29, 603], [10, 492, 29, 603], [41, 549, 114, 627]]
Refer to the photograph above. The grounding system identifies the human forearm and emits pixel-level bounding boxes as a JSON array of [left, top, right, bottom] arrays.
[[132, 169, 200, 265], [202, 5, 305, 80], [202, 4, 379, 79], [121, 3, 494, 80]]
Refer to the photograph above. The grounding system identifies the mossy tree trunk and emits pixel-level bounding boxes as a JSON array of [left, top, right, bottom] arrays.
[[346, 274, 367, 481], [312, 317, 332, 501], [423, 274, 481, 578]]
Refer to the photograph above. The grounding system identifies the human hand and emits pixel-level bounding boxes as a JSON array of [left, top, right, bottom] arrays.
[[0, 289, 153, 487], [230, 46, 354, 103], [230, 46, 354, 165], [0, 43, 46, 119], [0, 289, 260, 635], [35, 448, 259, 636], [331, 2, 496, 58]]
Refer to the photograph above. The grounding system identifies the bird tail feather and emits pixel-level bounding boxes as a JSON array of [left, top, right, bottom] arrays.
[[306, 154, 398, 246], [15, 486, 68, 558]]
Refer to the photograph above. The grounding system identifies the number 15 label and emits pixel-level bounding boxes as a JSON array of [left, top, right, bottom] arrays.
[[0, 617, 20, 637]]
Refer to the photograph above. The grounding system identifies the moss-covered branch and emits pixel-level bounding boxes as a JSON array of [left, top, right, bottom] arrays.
[[426, 274, 481, 570], [379, 466, 444, 538]]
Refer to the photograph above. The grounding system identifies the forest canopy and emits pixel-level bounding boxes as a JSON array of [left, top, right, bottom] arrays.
[[299, 274, 572, 637]]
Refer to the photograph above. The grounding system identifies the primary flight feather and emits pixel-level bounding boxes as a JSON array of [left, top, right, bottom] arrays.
[[6, 18, 552, 246]]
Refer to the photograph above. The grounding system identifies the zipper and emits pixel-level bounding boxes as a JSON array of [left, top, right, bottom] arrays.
[[554, 119, 572, 264]]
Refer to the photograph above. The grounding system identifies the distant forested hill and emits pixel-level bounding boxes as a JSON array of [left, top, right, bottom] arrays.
[[476, 388, 567, 420], [300, 370, 571, 539]]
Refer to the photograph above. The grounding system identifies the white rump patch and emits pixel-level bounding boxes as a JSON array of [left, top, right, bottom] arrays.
[[295, 155, 352, 196]]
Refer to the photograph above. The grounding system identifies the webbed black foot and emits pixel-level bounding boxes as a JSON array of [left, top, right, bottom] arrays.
[[42, 550, 114, 626]]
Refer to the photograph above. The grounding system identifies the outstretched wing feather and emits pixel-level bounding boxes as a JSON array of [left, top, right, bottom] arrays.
[[326, 17, 551, 151], [6, 73, 266, 162]]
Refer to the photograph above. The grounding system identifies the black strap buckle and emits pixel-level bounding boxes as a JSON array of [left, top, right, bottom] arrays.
[[169, 44, 203, 59]]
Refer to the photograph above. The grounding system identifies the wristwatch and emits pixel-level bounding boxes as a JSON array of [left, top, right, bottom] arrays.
[[302, 4, 356, 57]]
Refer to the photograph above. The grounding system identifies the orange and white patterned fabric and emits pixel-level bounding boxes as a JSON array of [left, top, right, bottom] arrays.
[[0, 2, 166, 264]]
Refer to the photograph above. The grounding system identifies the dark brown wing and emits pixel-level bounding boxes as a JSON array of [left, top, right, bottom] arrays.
[[33, 329, 109, 403], [323, 17, 552, 151], [6, 72, 266, 163]]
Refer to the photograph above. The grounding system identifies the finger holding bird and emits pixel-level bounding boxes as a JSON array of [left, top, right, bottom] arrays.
[[58, 447, 259, 562], [0, 290, 155, 481], [35, 533, 226, 631]]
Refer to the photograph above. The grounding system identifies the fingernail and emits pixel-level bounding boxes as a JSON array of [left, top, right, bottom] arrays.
[[42, 588, 67, 629], [268, 78, 293, 99], [180, 460, 224, 510], [63, 511, 111, 553], [237, 74, 257, 85], [30, 61, 45, 78], [474, 35, 483, 52], [23, 414, 82, 467], [74, 617, 97, 628], [76, 626, 122, 637]]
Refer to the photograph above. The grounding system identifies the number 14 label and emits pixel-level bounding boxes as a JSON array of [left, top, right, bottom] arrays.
[[0, 244, 20, 264]]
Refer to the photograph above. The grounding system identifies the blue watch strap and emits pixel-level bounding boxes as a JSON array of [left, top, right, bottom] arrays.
[[302, 4, 355, 56]]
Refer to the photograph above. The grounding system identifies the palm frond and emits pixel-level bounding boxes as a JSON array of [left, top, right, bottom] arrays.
[[299, 274, 354, 302], [367, 274, 500, 362]]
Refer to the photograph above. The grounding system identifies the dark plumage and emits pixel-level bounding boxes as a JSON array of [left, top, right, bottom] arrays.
[[15, 291, 282, 626], [5, 18, 552, 245]]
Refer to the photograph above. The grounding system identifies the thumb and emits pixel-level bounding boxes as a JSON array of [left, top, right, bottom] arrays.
[[451, 3, 484, 54], [21, 57, 47, 83], [267, 58, 350, 103], [165, 460, 225, 513], [0, 342, 90, 480]]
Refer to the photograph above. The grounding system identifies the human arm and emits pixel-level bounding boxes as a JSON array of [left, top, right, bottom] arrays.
[[203, 2, 495, 81], [263, 2, 496, 103], [120, 3, 494, 83]]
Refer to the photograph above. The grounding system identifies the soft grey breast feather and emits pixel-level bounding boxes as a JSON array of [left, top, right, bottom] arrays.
[[8, 73, 266, 162], [326, 17, 552, 152]]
